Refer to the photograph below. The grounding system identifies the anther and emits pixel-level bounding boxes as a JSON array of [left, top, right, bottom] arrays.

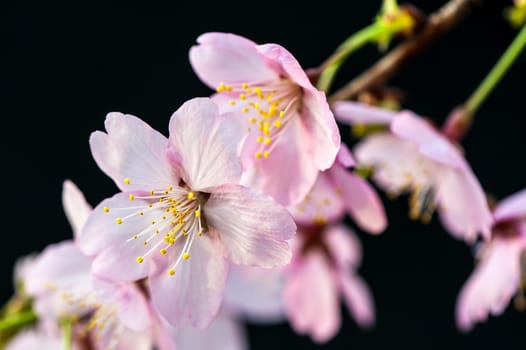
[[183, 252, 190, 260], [136, 256, 144, 264], [168, 269, 175, 276], [263, 151, 270, 158], [103, 207, 110, 213], [187, 192, 195, 200], [115, 218, 123, 225], [124, 178, 131, 185], [160, 248, 167, 255], [129, 194, 135, 201]]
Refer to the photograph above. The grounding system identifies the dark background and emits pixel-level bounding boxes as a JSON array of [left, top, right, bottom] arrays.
[[4, 0, 525, 349]]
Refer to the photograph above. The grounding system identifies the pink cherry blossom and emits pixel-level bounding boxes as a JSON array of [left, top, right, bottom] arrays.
[[23, 181, 176, 350], [284, 225, 375, 343], [78, 97, 296, 328], [5, 328, 64, 350], [333, 101, 493, 243], [290, 145, 387, 234], [189, 32, 341, 206], [456, 188, 526, 331]]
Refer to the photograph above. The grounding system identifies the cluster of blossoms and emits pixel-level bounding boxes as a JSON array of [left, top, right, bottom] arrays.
[[3, 24, 525, 350]]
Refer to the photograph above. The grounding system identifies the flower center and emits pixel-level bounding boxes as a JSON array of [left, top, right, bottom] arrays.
[[408, 184, 436, 224], [216, 79, 301, 159], [105, 180, 207, 276]]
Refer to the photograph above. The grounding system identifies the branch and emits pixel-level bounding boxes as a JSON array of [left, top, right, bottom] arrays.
[[328, 0, 482, 105]]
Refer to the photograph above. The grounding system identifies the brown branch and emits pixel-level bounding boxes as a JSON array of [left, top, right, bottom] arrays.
[[327, 0, 482, 105]]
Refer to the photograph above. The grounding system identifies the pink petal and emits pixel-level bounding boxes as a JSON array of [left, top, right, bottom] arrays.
[[92, 277, 152, 332], [173, 310, 248, 350], [338, 273, 375, 328], [78, 193, 159, 280], [336, 143, 356, 168], [150, 235, 228, 328], [289, 171, 345, 226], [328, 165, 387, 234], [323, 225, 362, 269], [493, 188, 526, 222], [301, 90, 341, 170], [223, 264, 285, 323], [391, 112, 466, 169], [333, 101, 396, 125], [455, 236, 524, 332], [284, 252, 340, 343], [256, 43, 313, 91], [354, 133, 427, 195], [109, 328, 152, 350], [62, 180, 92, 239], [435, 166, 493, 242], [167, 97, 244, 191], [241, 114, 319, 206], [90, 112, 177, 192], [25, 241, 92, 298], [189, 32, 278, 89], [205, 183, 295, 267], [6, 329, 62, 350]]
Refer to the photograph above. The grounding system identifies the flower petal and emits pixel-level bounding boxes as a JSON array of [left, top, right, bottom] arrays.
[[223, 264, 286, 323], [333, 101, 396, 125], [167, 97, 244, 191], [6, 329, 62, 350], [354, 133, 428, 195], [301, 90, 341, 170], [455, 236, 524, 332], [328, 165, 387, 234], [90, 112, 177, 192], [189, 32, 278, 89], [324, 225, 362, 269], [289, 172, 345, 226], [241, 114, 319, 206], [284, 252, 340, 343], [174, 310, 248, 350], [435, 166, 493, 242], [493, 188, 526, 222], [150, 235, 228, 328], [338, 273, 375, 328], [391, 112, 466, 169], [62, 180, 92, 239], [92, 277, 152, 332], [205, 183, 295, 267]]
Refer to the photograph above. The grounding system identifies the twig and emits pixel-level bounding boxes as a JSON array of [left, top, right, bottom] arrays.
[[328, 0, 481, 105]]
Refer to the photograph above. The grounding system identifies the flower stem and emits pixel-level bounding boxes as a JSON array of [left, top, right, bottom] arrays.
[[317, 24, 385, 92], [0, 310, 36, 331], [62, 320, 72, 350], [465, 24, 526, 116]]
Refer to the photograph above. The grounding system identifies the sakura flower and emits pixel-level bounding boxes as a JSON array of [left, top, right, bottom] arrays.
[[79, 97, 296, 328], [456, 188, 526, 331], [281, 149, 379, 343], [5, 327, 64, 350], [189, 32, 341, 206], [333, 101, 493, 243], [24, 180, 174, 350], [284, 225, 375, 343]]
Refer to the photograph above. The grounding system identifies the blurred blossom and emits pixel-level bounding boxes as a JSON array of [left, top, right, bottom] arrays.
[[78, 97, 296, 329], [333, 101, 493, 243], [21, 181, 175, 350], [190, 32, 341, 206], [5, 327, 64, 350], [456, 188, 526, 331]]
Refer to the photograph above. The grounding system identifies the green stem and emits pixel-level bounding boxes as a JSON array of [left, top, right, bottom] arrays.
[[317, 24, 385, 93], [62, 320, 72, 350], [465, 23, 526, 116], [0, 310, 37, 331]]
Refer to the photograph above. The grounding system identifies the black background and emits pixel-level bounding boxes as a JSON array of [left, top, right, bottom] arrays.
[[4, 0, 526, 349]]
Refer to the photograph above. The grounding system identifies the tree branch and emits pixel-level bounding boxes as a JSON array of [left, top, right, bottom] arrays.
[[327, 0, 482, 105]]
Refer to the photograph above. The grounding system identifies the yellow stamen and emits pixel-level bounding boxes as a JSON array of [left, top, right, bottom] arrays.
[[115, 218, 122, 225], [264, 138, 271, 145], [243, 107, 249, 113], [257, 136, 263, 143], [187, 192, 195, 200], [124, 178, 130, 185], [103, 207, 110, 213], [216, 82, 226, 92], [255, 151, 262, 159], [263, 150, 270, 158], [160, 248, 167, 255], [136, 256, 144, 264], [129, 194, 135, 201], [274, 120, 281, 128], [183, 252, 190, 260], [195, 210, 201, 218], [168, 269, 175, 276]]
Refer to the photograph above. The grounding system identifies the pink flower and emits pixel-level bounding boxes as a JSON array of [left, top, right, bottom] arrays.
[[78, 97, 296, 328], [284, 225, 375, 343], [456, 188, 526, 331], [290, 145, 387, 234], [5, 328, 63, 350], [333, 101, 493, 243], [24, 181, 175, 350], [189, 32, 341, 206]]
